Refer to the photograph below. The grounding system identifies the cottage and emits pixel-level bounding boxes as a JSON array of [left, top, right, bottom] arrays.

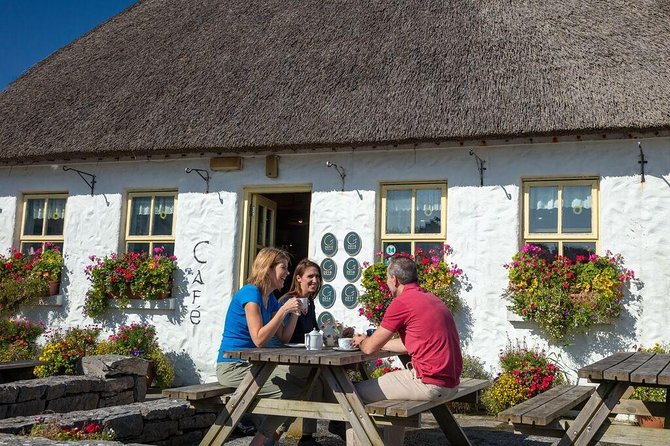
[[1, 0, 669, 384]]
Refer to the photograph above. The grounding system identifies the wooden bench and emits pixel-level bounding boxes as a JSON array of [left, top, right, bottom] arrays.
[[162, 382, 235, 410], [0, 360, 46, 384]]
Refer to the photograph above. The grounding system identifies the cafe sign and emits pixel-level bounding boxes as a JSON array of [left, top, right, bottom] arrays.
[[320, 233, 338, 257], [318, 284, 336, 309], [343, 257, 361, 282], [317, 311, 335, 327], [320, 258, 337, 282], [341, 284, 359, 309], [344, 231, 362, 256]]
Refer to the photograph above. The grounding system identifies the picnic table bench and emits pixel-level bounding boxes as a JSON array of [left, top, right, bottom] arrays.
[[0, 360, 45, 384]]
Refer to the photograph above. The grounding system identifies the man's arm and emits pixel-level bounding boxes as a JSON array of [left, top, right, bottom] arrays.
[[353, 326, 397, 354]]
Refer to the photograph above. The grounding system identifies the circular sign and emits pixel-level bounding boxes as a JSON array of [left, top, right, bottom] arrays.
[[317, 311, 335, 327], [385, 244, 396, 256], [341, 284, 359, 309], [343, 257, 361, 282], [344, 232, 362, 256], [320, 233, 338, 257], [320, 258, 337, 282], [318, 284, 336, 309]]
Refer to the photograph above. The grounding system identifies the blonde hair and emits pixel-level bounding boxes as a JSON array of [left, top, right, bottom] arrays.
[[247, 247, 290, 297]]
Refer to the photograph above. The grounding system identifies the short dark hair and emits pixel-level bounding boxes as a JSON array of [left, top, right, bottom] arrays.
[[387, 256, 418, 284]]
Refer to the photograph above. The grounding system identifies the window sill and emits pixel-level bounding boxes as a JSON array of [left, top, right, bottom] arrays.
[[108, 297, 176, 311], [33, 294, 64, 307], [506, 310, 613, 326]]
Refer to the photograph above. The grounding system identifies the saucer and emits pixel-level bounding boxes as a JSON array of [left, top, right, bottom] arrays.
[[333, 346, 359, 352], [285, 343, 305, 348]]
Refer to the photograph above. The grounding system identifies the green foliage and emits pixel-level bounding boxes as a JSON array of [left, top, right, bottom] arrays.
[[481, 373, 528, 415], [96, 323, 174, 388], [0, 276, 47, 318], [631, 343, 669, 403], [84, 247, 177, 318], [0, 319, 45, 362], [29, 419, 113, 442], [359, 245, 463, 325], [34, 327, 101, 377], [504, 244, 635, 342], [462, 354, 492, 380], [31, 244, 63, 282]]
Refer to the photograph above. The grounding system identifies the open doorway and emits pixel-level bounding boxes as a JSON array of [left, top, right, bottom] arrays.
[[241, 189, 311, 295]]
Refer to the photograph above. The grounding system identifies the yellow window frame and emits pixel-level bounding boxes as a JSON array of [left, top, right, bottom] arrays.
[[124, 191, 177, 253], [19, 193, 68, 252], [522, 178, 599, 255], [380, 182, 447, 253]]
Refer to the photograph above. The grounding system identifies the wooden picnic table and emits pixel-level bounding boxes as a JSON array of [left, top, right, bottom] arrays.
[[200, 346, 483, 446], [0, 359, 46, 384], [559, 351, 670, 446]]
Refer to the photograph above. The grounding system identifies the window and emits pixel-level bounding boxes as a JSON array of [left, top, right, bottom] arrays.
[[125, 192, 177, 256], [380, 182, 447, 256], [19, 194, 67, 254], [523, 179, 598, 259]]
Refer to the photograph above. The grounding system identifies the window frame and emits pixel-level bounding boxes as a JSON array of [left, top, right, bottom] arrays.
[[19, 193, 68, 253], [380, 181, 447, 254], [124, 191, 178, 254], [522, 177, 599, 255]]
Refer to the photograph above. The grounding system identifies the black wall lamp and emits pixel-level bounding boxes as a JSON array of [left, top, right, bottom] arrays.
[[185, 167, 210, 193], [326, 161, 346, 191], [469, 150, 486, 186], [63, 166, 96, 196], [638, 141, 647, 183]]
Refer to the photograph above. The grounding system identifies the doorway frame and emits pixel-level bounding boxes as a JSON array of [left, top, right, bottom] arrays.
[[238, 184, 313, 287]]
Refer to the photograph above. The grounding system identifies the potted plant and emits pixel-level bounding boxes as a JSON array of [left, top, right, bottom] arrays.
[[359, 245, 463, 325], [84, 247, 178, 318], [0, 248, 47, 317], [0, 319, 45, 362], [503, 244, 635, 342], [631, 343, 668, 428], [34, 326, 101, 377], [96, 322, 174, 388], [31, 243, 64, 295]]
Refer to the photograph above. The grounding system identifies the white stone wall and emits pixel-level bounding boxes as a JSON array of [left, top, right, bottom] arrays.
[[1, 136, 669, 384]]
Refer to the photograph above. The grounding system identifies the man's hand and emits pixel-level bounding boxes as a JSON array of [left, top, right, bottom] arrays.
[[353, 333, 366, 347]]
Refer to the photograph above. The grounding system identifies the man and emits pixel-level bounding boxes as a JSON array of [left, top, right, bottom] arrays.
[[351, 255, 463, 445]]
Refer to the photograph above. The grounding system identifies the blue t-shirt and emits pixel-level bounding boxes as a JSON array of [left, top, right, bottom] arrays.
[[217, 284, 280, 362]]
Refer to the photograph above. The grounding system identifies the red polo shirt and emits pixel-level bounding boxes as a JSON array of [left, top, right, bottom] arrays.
[[380, 283, 462, 388]]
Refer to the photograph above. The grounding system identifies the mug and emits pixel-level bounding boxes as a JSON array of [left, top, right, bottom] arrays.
[[298, 297, 309, 313], [338, 337, 354, 349]]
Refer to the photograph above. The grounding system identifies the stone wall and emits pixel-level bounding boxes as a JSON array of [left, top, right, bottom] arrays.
[[0, 399, 216, 446], [0, 355, 148, 420]]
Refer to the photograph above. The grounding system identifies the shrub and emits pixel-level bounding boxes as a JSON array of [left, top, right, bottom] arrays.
[[0, 319, 45, 362], [462, 354, 492, 380], [96, 323, 174, 388], [481, 373, 528, 415], [359, 245, 463, 325], [34, 326, 101, 377], [504, 244, 635, 342], [84, 247, 177, 318]]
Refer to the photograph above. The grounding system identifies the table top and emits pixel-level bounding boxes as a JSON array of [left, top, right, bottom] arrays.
[[579, 351, 670, 385], [223, 347, 395, 366]]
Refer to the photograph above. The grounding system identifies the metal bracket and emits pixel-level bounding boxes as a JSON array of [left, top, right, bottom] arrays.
[[62, 166, 96, 196], [638, 141, 647, 183], [185, 167, 210, 193], [469, 150, 486, 186], [326, 161, 346, 191]]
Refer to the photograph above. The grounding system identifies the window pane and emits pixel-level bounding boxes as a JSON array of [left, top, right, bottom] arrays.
[[21, 242, 43, 255], [129, 197, 151, 236], [415, 189, 441, 234], [45, 198, 66, 236], [382, 241, 411, 259], [23, 199, 45, 236], [562, 186, 592, 233], [563, 242, 596, 260], [265, 208, 273, 245], [527, 242, 558, 262], [257, 206, 265, 242], [386, 189, 411, 234], [151, 196, 174, 236], [415, 242, 443, 256], [153, 243, 174, 257], [529, 186, 558, 233], [127, 242, 150, 254]]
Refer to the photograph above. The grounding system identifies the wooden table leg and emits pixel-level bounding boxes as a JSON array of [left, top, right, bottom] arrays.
[[664, 388, 670, 429], [321, 366, 384, 446], [200, 362, 277, 446], [430, 403, 472, 446], [558, 381, 629, 446]]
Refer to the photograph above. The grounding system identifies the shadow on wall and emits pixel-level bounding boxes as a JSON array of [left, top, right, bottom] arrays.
[[454, 271, 474, 346], [168, 350, 200, 386]]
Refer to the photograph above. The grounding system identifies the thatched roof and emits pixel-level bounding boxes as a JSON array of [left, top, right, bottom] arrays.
[[1, 0, 670, 163]]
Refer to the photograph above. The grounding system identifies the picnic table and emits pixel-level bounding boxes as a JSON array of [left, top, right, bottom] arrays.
[[0, 359, 45, 384], [199, 346, 488, 446], [558, 351, 670, 446]]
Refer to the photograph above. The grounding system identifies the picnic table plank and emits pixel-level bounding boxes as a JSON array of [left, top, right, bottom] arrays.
[[630, 354, 670, 384], [578, 352, 635, 381], [521, 385, 595, 425], [656, 361, 670, 386], [498, 385, 576, 423], [603, 352, 655, 381], [162, 382, 233, 400]]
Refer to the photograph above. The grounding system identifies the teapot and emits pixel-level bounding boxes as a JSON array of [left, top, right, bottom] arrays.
[[304, 328, 323, 350]]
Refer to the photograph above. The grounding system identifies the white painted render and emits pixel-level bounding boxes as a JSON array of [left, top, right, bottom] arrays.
[[1, 136, 669, 384]]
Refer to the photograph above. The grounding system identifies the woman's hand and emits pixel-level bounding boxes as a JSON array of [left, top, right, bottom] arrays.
[[281, 297, 302, 316]]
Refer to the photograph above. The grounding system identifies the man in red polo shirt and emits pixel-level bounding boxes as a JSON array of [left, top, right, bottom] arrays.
[[352, 255, 463, 445]]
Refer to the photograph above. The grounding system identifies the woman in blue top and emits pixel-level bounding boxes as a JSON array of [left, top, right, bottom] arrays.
[[216, 247, 304, 446]]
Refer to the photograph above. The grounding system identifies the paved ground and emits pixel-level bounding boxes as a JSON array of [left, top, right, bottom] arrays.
[[223, 414, 560, 445]]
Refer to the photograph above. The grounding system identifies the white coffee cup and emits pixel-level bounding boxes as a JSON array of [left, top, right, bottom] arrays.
[[338, 337, 354, 349], [298, 297, 309, 312]]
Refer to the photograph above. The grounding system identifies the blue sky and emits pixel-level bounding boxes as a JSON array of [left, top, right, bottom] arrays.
[[0, 0, 138, 91]]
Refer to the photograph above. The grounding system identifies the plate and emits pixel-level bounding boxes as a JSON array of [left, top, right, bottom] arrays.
[[285, 343, 305, 348], [333, 347, 359, 352]]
